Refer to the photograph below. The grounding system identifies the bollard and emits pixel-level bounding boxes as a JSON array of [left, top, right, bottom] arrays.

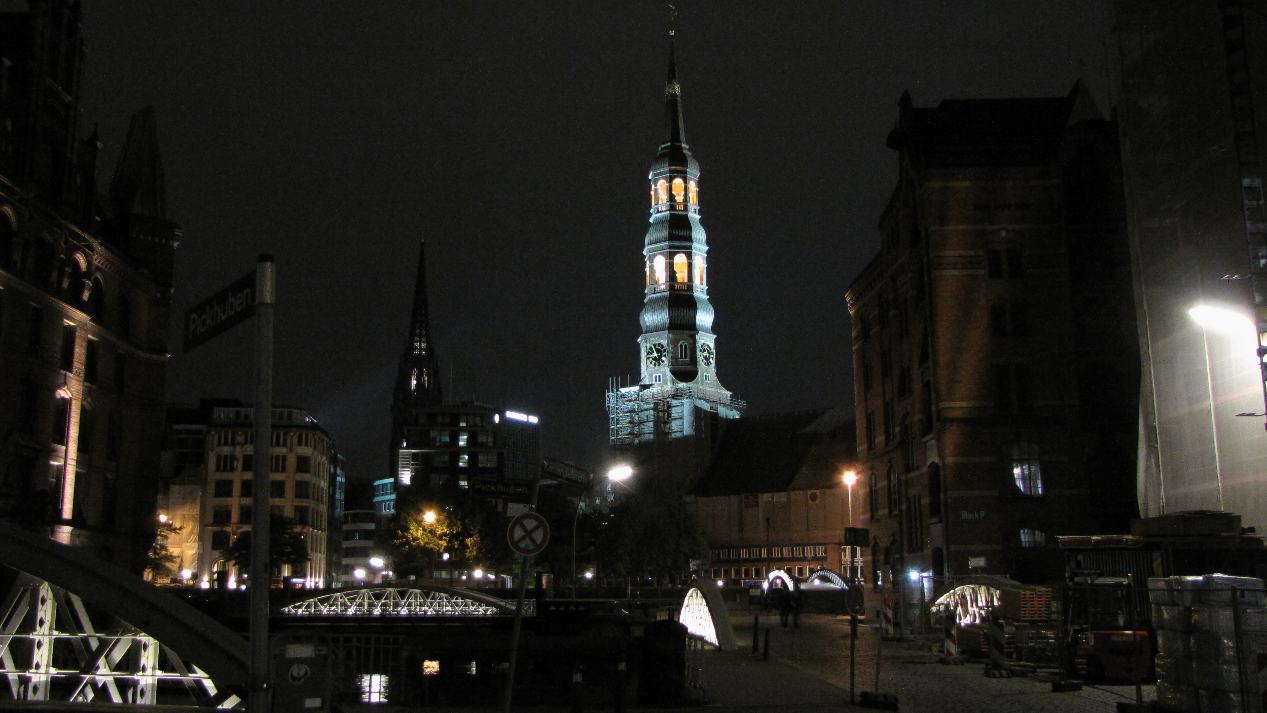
[[570, 663, 583, 713], [752, 615, 759, 654], [939, 617, 962, 665], [614, 658, 626, 713], [762, 628, 770, 661]]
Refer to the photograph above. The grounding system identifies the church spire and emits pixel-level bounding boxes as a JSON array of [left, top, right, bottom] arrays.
[[664, 31, 687, 147], [396, 241, 442, 408]]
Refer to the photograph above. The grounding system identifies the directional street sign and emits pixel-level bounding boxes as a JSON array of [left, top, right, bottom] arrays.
[[184, 270, 256, 352], [506, 512, 550, 557]]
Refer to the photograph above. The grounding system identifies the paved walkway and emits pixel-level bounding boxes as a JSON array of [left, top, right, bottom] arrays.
[[687, 608, 1155, 713]]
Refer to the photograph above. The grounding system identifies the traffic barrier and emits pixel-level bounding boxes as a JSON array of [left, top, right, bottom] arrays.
[[939, 617, 963, 665], [881, 598, 897, 640], [984, 615, 1012, 678]]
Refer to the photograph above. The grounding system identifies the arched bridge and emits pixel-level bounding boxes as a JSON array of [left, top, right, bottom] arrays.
[[279, 586, 523, 617], [0, 523, 247, 707]]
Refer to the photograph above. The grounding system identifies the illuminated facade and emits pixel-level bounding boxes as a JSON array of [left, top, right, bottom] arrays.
[[606, 36, 742, 461], [0, 1, 179, 572], [847, 87, 1139, 590], [195, 403, 336, 588], [1115, 0, 1267, 533]]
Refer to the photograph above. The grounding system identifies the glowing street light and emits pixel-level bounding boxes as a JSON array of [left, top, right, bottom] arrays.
[[354, 568, 367, 581], [606, 464, 633, 483], [369, 557, 385, 569], [842, 469, 858, 527], [1189, 303, 1257, 338], [422, 509, 438, 525]]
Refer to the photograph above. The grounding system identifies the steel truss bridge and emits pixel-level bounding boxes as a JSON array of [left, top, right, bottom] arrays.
[[279, 587, 524, 617]]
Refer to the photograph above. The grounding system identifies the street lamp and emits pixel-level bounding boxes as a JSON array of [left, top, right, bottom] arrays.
[[1188, 302, 1259, 508], [422, 509, 437, 524], [842, 469, 857, 527]]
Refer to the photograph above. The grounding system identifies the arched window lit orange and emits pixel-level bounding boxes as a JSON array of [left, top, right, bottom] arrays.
[[673, 253, 688, 283], [694, 256, 705, 285], [656, 179, 668, 204], [653, 255, 667, 285], [645, 264, 650, 287], [672, 178, 685, 203], [688, 180, 698, 205], [650, 184, 656, 207]]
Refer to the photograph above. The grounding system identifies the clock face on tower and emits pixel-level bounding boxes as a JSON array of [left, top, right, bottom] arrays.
[[699, 343, 714, 366], [645, 342, 668, 366]]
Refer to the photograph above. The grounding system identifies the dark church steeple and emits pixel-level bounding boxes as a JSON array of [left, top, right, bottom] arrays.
[[394, 241, 442, 412]]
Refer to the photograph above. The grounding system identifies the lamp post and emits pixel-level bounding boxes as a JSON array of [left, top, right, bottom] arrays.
[[570, 464, 633, 598], [842, 469, 858, 581]]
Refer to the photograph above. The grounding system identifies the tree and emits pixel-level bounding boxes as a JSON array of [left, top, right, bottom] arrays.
[[602, 468, 708, 588], [144, 522, 181, 582], [226, 514, 310, 583], [387, 489, 513, 581]]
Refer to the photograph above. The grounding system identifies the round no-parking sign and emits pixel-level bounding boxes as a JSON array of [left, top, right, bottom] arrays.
[[506, 512, 550, 557]]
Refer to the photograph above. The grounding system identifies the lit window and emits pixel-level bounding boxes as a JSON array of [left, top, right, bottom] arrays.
[[358, 674, 388, 704], [645, 264, 650, 287], [656, 179, 668, 204], [653, 255, 667, 285], [422, 660, 440, 676], [688, 180, 698, 205], [1019, 528, 1047, 548], [672, 177, 685, 203], [1010, 441, 1042, 496], [694, 256, 705, 285], [649, 184, 656, 207], [673, 253, 688, 283]]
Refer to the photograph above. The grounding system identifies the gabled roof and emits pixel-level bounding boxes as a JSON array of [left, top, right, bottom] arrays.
[[694, 407, 857, 497]]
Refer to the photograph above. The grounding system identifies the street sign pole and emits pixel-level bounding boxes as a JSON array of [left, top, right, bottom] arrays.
[[248, 256, 275, 713], [502, 481, 543, 713]]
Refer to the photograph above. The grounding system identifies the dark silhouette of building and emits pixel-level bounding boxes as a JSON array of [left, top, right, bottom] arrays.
[[846, 85, 1139, 590], [388, 243, 542, 513], [0, 0, 180, 572], [606, 34, 743, 482]]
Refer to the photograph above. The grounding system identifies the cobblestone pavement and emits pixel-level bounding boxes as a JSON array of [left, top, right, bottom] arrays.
[[697, 608, 1156, 713]]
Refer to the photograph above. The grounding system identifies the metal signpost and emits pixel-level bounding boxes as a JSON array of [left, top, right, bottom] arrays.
[[847, 585, 864, 704], [503, 509, 549, 713], [183, 256, 275, 713]]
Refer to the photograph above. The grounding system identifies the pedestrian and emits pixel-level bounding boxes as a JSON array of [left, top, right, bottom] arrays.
[[791, 589, 802, 628], [776, 587, 792, 628]]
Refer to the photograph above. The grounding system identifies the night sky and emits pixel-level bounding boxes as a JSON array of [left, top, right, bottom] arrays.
[[75, 2, 1114, 483]]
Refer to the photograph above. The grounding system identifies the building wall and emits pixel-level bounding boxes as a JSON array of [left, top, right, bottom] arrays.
[[0, 2, 177, 572], [1115, 0, 1267, 532], [847, 92, 1138, 589]]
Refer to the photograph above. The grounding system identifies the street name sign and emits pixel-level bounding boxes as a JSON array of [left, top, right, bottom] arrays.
[[472, 478, 531, 502], [184, 270, 256, 352], [506, 512, 550, 557]]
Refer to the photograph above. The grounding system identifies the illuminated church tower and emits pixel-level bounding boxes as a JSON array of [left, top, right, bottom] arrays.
[[607, 34, 743, 449], [391, 241, 443, 483]]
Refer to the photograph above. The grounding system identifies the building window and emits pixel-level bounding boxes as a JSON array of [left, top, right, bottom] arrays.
[[295, 505, 310, 526], [865, 411, 875, 450], [927, 463, 942, 518], [270, 479, 286, 498], [1010, 441, 1043, 496], [430, 429, 448, 446], [1019, 528, 1047, 548], [987, 247, 1024, 278], [241, 479, 253, 497], [211, 507, 231, 525], [477, 452, 497, 468], [241, 454, 254, 472], [457, 453, 469, 468], [213, 479, 234, 497], [211, 530, 230, 550], [431, 453, 450, 467], [457, 431, 469, 447], [656, 179, 668, 204], [215, 454, 235, 472], [703, 373, 711, 382], [296, 455, 311, 473], [688, 179, 698, 205], [77, 405, 93, 454], [673, 253, 688, 283], [868, 469, 878, 519], [886, 464, 899, 515], [694, 255, 705, 284], [239, 505, 252, 524], [295, 480, 312, 500], [52, 397, 70, 445], [271, 454, 287, 473], [677, 342, 689, 360], [84, 339, 98, 384], [60, 323, 76, 372], [671, 177, 685, 203], [653, 255, 667, 285], [653, 373, 663, 383]]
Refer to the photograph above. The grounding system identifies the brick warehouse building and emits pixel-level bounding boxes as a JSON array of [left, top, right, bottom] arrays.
[[0, 1, 179, 571], [846, 85, 1140, 601]]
